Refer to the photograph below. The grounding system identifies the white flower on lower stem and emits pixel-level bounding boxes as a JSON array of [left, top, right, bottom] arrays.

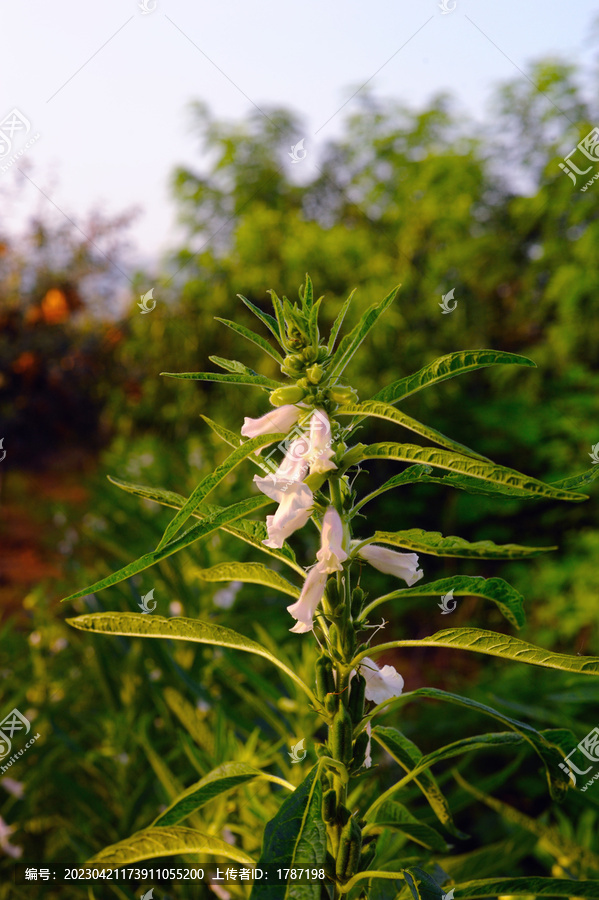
[[287, 565, 329, 633], [316, 506, 348, 573], [0, 816, 22, 859], [307, 409, 337, 474], [364, 721, 372, 768], [257, 481, 314, 549], [360, 656, 404, 704], [358, 544, 423, 585], [241, 404, 302, 438]]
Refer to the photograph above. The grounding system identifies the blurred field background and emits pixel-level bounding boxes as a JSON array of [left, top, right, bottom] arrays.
[[1, 49, 599, 898]]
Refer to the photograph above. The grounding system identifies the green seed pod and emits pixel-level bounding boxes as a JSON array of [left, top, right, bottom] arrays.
[[306, 363, 324, 384], [269, 385, 306, 407], [348, 674, 366, 724], [325, 692, 339, 716], [328, 385, 358, 406], [322, 788, 337, 823], [350, 730, 369, 770], [350, 586, 365, 619], [331, 704, 353, 765], [316, 655, 336, 702], [335, 817, 362, 881]]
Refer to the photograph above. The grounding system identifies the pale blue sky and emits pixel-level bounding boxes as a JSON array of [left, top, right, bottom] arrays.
[[0, 0, 596, 277]]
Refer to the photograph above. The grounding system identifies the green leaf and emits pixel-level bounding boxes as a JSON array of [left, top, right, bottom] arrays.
[[551, 465, 599, 492], [209, 356, 261, 376], [191, 561, 301, 598], [61, 495, 273, 603], [363, 575, 526, 628], [215, 317, 284, 364], [152, 762, 292, 827], [85, 825, 255, 868], [372, 350, 536, 405], [440, 878, 599, 898], [106, 476, 303, 574], [365, 801, 449, 852], [200, 414, 241, 448], [302, 273, 314, 312], [327, 288, 357, 354], [359, 443, 587, 503], [238, 294, 282, 343], [370, 686, 572, 800], [368, 727, 467, 839], [337, 401, 491, 461], [157, 432, 286, 550], [327, 285, 399, 380], [370, 727, 525, 814], [353, 465, 434, 511], [267, 289, 289, 350], [402, 866, 446, 900], [363, 528, 554, 559], [364, 628, 599, 677], [66, 613, 316, 701], [161, 370, 281, 389], [251, 767, 327, 900]]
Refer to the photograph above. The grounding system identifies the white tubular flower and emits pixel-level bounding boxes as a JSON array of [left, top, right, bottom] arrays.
[[307, 409, 337, 475], [241, 404, 301, 439], [316, 506, 349, 573], [360, 656, 404, 704], [261, 482, 314, 549], [358, 544, 423, 586], [287, 565, 328, 633]]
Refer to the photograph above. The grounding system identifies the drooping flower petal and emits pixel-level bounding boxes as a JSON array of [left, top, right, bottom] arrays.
[[287, 565, 328, 633], [271, 437, 310, 485], [316, 506, 349, 573], [359, 544, 423, 586], [360, 656, 404, 704], [241, 404, 301, 439], [307, 409, 337, 474], [261, 482, 313, 548]]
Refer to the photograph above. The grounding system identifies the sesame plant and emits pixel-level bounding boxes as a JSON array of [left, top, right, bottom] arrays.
[[63, 277, 599, 900]]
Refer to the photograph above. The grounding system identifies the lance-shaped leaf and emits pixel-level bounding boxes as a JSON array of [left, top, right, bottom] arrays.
[[209, 356, 261, 376], [201, 414, 241, 448], [360, 528, 554, 559], [358, 443, 586, 502], [190, 562, 301, 598], [67, 613, 316, 701], [327, 288, 356, 354], [327, 285, 400, 380], [61, 495, 273, 603], [85, 825, 255, 869], [250, 767, 327, 900], [361, 628, 599, 677], [161, 370, 281, 389], [372, 349, 536, 405], [367, 727, 467, 839], [364, 801, 449, 852], [370, 728, 525, 814], [300, 273, 314, 312], [363, 575, 526, 628], [157, 432, 286, 550], [106, 476, 303, 573], [436, 878, 599, 899], [153, 762, 293, 828], [551, 465, 599, 492], [215, 317, 284, 364], [368, 686, 573, 799], [337, 401, 490, 461], [238, 294, 282, 343]]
